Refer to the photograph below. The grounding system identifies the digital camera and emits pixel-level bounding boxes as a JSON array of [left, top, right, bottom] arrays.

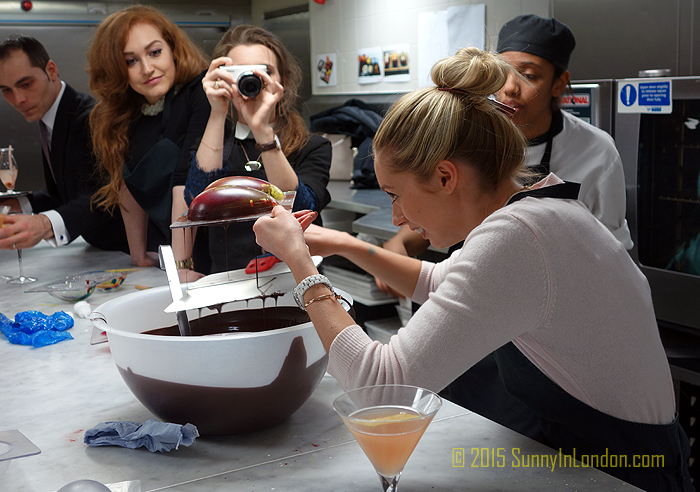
[[220, 64, 267, 98]]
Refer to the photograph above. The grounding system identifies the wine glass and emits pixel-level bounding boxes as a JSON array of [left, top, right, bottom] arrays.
[[0, 205, 11, 280], [7, 245, 36, 284], [0, 149, 36, 284], [333, 384, 442, 492], [0, 146, 18, 194]]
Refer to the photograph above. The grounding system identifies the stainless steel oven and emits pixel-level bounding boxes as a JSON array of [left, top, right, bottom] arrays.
[[565, 79, 616, 136], [616, 76, 700, 331]]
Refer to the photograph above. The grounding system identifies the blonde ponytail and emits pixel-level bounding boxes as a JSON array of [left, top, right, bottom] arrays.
[[374, 47, 526, 190]]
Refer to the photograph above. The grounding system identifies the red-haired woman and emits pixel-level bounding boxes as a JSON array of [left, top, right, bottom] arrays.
[[87, 5, 209, 270]]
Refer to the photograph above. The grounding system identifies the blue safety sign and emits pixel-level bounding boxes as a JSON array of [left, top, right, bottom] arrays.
[[620, 84, 637, 106], [617, 79, 672, 114]]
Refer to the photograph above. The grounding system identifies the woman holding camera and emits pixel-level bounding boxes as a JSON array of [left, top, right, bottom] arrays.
[[88, 5, 209, 269], [183, 25, 331, 277]]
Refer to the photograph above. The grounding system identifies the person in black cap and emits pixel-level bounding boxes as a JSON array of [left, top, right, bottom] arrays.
[[496, 14, 631, 248], [495, 14, 575, 138]]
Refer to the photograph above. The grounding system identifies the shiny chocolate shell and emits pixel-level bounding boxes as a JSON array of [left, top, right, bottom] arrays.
[[187, 185, 279, 221], [204, 176, 284, 201]]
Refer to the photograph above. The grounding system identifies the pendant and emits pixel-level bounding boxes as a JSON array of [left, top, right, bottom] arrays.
[[245, 160, 262, 171]]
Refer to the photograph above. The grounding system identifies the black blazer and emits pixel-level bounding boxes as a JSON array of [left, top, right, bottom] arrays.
[[27, 83, 128, 252]]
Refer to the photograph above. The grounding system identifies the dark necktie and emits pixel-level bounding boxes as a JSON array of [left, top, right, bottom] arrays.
[[39, 121, 55, 181]]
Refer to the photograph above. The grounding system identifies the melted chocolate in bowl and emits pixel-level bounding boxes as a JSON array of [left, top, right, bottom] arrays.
[[143, 306, 309, 337], [117, 307, 328, 435]]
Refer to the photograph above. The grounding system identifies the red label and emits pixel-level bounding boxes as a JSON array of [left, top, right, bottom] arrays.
[[561, 94, 590, 107]]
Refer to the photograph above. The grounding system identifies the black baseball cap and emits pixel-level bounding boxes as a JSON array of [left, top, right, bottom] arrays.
[[496, 14, 576, 70]]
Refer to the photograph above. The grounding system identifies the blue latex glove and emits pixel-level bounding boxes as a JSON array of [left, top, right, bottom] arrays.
[[0, 311, 74, 347], [84, 420, 199, 453]]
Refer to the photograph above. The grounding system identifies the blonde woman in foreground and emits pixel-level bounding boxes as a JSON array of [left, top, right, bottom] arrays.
[[253, 47, 692, 492]]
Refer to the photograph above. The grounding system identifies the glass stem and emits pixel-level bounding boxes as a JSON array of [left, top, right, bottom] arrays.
[[17, 248, 23, 278], [378, 473, 400, 492]]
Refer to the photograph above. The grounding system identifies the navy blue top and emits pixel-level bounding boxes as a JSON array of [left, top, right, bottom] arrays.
[[185, 132, 331, 273]]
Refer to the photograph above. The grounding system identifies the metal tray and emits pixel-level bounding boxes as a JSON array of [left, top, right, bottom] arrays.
[[163, 255, 323, 313], [0, 190, 30, 197], [0, 430, 40, 462]]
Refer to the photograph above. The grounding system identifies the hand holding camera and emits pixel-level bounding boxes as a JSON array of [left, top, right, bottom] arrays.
[[203, 57, 284, 140], [220, 64, 268, 98]]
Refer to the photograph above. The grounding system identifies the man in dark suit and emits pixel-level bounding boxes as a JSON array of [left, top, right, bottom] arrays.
[[0, 34, 127, 252]]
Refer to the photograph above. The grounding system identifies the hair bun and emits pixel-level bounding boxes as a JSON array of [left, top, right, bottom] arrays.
[[431, 47, 510, 98]]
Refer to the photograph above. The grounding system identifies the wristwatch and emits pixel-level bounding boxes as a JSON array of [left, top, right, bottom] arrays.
[[255, 134, 281, 153], [293, 274, 333, 310]]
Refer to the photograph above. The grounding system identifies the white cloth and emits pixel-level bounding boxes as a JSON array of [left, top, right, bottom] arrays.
[[23, 81, 69, 247], [525, 110, 633, 249], [328, 175, 675, 425]]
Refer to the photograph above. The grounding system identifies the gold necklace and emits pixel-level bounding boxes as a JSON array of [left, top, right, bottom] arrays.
[[240, 142, 262, 171]]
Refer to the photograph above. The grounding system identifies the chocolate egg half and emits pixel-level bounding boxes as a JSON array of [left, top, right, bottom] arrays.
[[204, 176, 284, 201], [187, 185, 279, 221]]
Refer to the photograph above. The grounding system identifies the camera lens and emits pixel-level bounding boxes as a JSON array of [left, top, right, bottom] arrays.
[[237, 72, 262, 98]]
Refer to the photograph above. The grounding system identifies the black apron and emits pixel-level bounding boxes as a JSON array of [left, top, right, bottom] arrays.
[[527, 109, 564, 181], [448, 183, 582, 441], [493, 182, 693, 492], [122, 96, 181, 241]]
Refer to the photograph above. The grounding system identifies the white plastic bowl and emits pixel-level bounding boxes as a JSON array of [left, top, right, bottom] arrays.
[[92, 284, 351, 435]]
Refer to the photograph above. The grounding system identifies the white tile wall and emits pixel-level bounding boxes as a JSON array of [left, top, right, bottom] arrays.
[[309, 0, 551, 95]]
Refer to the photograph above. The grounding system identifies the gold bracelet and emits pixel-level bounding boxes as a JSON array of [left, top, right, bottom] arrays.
[[304, 292, 344, 309], [200, 140, 222, 152], [175, 257, 194, 270]]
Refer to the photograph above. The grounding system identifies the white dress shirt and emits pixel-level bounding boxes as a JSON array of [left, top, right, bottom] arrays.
[[17, 81, 70, 246]]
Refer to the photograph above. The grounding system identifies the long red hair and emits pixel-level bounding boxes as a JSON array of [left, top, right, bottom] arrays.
[[87, 5, 208, 212]]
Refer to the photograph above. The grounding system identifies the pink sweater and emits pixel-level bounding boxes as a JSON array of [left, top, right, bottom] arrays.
[[328, 177, 676, 425]]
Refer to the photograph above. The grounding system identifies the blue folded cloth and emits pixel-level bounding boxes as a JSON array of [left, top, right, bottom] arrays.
[[84, 420, 199, 453]]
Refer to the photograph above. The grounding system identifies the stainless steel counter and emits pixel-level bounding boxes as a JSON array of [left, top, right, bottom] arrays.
[[327, 181, 448, 252], [327, 180, 392, 215], [327, 180, 400, 241], [352, 207, 399, 241], [1, 240, 640, 491]]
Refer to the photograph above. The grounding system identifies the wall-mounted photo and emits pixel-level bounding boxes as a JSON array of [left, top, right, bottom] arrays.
[[357, 46, 383, 84], [383, 44, 411, 82], [315, 53, 337, 87]]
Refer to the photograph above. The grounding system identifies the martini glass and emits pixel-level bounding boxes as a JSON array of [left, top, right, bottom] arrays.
[[333, 384, 442, 492]]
